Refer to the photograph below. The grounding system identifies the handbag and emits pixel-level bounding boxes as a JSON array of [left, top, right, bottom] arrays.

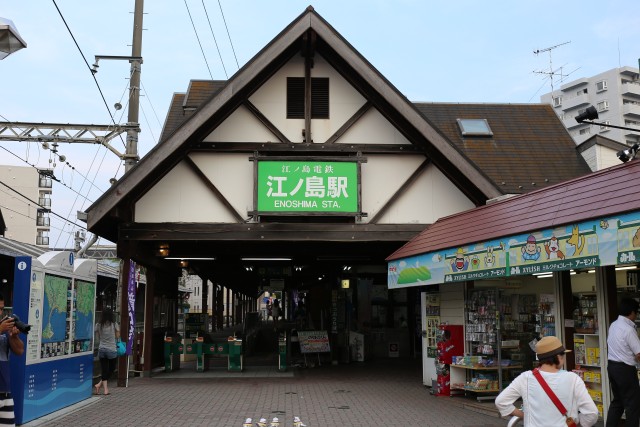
[[116, 338, 126, 357], [532, 368, 577, 427]]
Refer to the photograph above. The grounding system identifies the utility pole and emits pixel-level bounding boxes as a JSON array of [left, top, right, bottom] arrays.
[[125, 0, 144, 172]]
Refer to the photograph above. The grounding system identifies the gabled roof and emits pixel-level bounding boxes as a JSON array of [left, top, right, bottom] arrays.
[[414, 103, 592, 195], [86, 6, 502, 240], [387, 159, 640, 261], [576, 134, 628, 154], [159, 80, 227, 141]]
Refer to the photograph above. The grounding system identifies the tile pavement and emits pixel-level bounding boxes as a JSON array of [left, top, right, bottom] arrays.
[[21, 358, 602, 427]]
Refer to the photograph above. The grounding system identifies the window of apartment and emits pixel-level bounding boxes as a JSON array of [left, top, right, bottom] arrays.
[[286, 77, 329, 119], [577, 88, 588, 95], [553, 96, 562, 107], [579, 128, 591, 135], [38, 174, 52, 188], [36, 211, 50, 227], [38, 194, 51, 208], [36, 231, 49, 246], [600, 121, 610, 132], [625, 120, 640, 127], [597, 100, 609, 112], [596, 80, 608, 92], [456, 119, 493, 136]]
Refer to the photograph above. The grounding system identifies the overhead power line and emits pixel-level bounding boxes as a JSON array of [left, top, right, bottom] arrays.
[[217, 0, 239, 69], [0, 180, 87, 230], [51, 0, 127, 149], [202, 0, 228, 78], [184, 0, 214, 79]]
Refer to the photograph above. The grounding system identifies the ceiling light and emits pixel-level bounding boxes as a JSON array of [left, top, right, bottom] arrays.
[[616, 265, 638, 271], [164, 257, 215, 260], [241, 257, 291, 261], [536, 274, 553, 279]]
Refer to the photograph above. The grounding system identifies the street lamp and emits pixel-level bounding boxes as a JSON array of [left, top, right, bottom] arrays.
[[575, 104, 640, 162], [0, 17, 27, 60]]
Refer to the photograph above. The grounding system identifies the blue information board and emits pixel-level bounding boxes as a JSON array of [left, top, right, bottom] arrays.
[[10, 252, 97, 425]]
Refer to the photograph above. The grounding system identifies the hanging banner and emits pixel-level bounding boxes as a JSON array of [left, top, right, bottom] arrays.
[[126, 260, 136, 354], [388, 210, 640, 289]]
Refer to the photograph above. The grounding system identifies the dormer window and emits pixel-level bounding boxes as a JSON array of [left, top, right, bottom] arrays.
[[457, 119, 493, 136], [287, 77, 329, 119]]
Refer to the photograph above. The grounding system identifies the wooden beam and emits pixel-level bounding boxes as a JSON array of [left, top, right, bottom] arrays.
[[191, 142, 419, 153], [324, 101, 372, 144], [244, 100, 291, 144], [184, 155, 245, 222], [369, 158, 431, 224], [304, 31, 312, 143], [119, 222, 426, 242]]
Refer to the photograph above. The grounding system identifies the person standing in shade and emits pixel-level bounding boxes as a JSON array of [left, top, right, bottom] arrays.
[[0, 294, 24, 427], [606, 297, 640, 427], [93, 308, 120, 395], [272, 299, 281, 331], [495, 335, 598, 427]]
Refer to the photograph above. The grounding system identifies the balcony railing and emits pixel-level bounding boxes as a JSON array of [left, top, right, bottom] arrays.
[[622, 82, 640, 97], [36, 236, 49, 246], [36, 216, 50, 227], [623, 103, 640, 117], [38, 198, 51, 208], [39, 177, 53, 188]]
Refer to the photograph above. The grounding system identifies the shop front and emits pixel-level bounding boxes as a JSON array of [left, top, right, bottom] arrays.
[[387, 159, 640, 422]]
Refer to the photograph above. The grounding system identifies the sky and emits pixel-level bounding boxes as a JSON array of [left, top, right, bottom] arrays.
[[1, 0, 640, 248]]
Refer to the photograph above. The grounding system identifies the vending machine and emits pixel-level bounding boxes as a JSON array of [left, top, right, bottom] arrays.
[[434, 324, 463, 397]]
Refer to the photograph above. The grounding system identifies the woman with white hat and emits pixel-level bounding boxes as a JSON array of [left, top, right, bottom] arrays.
[[495, 336, 598, 426]]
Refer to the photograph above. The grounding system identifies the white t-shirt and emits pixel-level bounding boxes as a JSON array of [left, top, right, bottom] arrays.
[[495, 369, 598, 427]]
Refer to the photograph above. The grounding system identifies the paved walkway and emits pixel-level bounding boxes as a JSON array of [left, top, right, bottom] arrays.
[[21, 358, 602, 427]]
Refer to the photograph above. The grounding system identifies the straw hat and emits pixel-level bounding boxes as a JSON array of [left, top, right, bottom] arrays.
[[535, 336, 571, 359]]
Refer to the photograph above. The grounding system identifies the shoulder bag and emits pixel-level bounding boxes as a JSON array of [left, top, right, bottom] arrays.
[[532, 368, 577, 427]]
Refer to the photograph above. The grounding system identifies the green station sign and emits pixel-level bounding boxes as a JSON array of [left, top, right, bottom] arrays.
[[257, 160, 358, 213]]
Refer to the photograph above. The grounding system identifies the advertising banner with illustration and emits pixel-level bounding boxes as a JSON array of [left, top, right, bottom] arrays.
[[256, 160, 359, 214], [388, 210, 640, 289]]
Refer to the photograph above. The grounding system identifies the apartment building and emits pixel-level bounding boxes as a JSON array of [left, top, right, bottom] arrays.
[[541, 66, 640, 146], [0, 165, 52, 247]]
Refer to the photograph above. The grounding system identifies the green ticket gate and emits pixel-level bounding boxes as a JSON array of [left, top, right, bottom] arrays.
[[278, 334, 287, 372], [228, 339, 243, 372], [179, 339, 243, 372], [163, 334, 183, 372]]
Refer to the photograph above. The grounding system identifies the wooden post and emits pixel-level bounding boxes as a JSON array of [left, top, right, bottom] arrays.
[[142, 267, 155, 376], [117, 256, 132, 387]]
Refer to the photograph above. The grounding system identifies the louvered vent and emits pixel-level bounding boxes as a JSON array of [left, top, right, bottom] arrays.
[[286, 77, 329, 119]]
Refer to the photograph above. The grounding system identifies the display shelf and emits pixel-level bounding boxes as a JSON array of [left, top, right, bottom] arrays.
[[451, 364, 523, 370], [573, 332, 603, 412]]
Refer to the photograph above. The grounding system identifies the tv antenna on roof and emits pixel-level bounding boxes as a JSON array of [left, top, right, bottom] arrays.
[[533, 41, 571, 95]]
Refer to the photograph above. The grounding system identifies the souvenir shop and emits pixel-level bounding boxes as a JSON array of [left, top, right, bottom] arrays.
[[387, 160, 640, 421]]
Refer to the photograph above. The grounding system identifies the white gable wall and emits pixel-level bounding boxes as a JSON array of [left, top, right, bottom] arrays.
[[135, 52, 476, 224], [246, 54, 367, 144], [203, 105, 279, 142], [135, 160, 239, 223]]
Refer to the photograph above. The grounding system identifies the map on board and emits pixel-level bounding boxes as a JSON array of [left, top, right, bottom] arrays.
[[73, 280, 95, 340], [41, 275, 71, 342]]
